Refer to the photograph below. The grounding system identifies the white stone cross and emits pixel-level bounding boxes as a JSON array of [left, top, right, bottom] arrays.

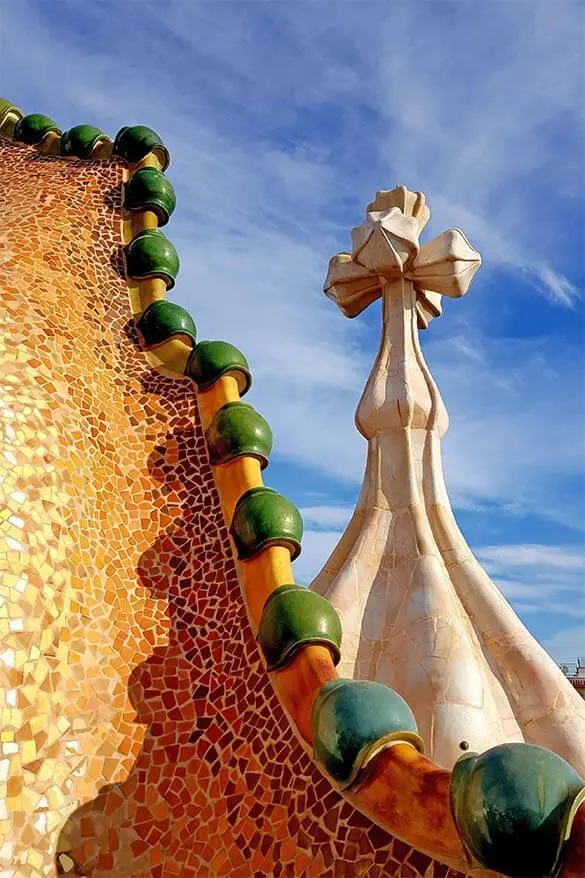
[[324, 185, 481, 327]]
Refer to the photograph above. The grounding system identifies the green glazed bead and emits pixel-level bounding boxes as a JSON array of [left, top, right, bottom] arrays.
[[60, 125, 112, 159], [258, 584, 342, 671], [13, 113, 61, 146], [125, 229, 180, 289], [230, 487, 303, 561], [135, 300, 197, 350], [0, 98, 24, 138], [186, 340, 252, 396], [114, 125, 170, 171], [0, 98, 21, 123], [206, 402, 272, 469], [124, 167, 176, 226], [312, 679, 423, 790], [450, 743, 585, 878]]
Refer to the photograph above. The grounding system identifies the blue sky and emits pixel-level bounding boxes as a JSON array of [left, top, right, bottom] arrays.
[[2, 1, 584, 663]]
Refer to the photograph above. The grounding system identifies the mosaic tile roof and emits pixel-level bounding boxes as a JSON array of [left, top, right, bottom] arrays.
[[0, 135, 468, 878]]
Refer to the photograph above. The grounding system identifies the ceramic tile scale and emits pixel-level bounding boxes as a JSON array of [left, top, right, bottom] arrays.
[[0, 98, 584, 878]]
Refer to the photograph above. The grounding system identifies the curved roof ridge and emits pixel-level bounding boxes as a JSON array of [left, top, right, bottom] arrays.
[[0, 97, 169, 168]]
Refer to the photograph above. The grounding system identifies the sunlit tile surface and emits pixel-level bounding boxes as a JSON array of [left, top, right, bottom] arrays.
[[0, 141, 465, 877]]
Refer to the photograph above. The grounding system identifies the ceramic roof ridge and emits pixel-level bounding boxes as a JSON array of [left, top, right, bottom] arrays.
[[0, 97, 170, 168]]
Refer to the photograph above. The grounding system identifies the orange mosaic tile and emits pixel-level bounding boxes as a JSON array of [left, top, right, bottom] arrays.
[[0, 140, 468, 877]]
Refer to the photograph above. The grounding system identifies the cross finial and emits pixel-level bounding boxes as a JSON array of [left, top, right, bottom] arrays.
[[324, 185, 482, 328]]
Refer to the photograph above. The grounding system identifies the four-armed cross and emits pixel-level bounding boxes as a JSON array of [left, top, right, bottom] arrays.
[[324, 185, 481, 327]]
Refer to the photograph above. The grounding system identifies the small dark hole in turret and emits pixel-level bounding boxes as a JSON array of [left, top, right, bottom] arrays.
[[459, 740, 470, 751]]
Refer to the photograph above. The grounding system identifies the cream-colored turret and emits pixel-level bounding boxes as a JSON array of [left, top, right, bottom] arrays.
[[311, 186, 585, 773]]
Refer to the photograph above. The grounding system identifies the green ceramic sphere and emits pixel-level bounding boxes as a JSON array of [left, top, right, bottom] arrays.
[[114, 125, 170, 170], [124, 167, 176, 226], [312, 679, 423, 790], [185, 340, 252, 396], [13, 113, 61, 145], [135, 300, 197, 350], [258, 584, 342, 671], [230, 487, 303, 561], [0, 98, 22, 121], [125, 229, 180, 289], [450, 743, 585, 878], [0, 99, 23, 137], [206, 402, 272, 469], [60, 125, 112, 158]]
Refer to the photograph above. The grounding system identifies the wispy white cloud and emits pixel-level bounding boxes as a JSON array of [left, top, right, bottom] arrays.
[[542, 626, 585, 665], [299, 506, 354, 530], [426, 330, 585, 525], [294, 505, 354, 583], [530, 267, 580, 309], [477, 544, 585, 571], [477, 542, 585, 620], [294, 529, 343, 586]]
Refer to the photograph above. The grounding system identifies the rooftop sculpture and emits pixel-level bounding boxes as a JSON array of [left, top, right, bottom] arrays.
[[311, 186, 585, 775]]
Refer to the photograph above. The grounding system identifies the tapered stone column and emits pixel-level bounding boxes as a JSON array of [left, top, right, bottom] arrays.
[[311, 186, 585, 772]]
